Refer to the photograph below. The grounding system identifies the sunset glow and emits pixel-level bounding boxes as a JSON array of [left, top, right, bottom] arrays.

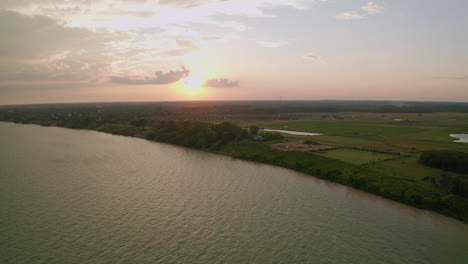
[[181, 75, 205, 92], [0, 1, 467, 104]]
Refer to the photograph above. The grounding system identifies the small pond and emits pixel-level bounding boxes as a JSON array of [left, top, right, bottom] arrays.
[[450, 134, 468, 143], [263, 129, 322, 136]]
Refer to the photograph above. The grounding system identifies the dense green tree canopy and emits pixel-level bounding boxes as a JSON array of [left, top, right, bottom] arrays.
[[420, 150, 468, 173]]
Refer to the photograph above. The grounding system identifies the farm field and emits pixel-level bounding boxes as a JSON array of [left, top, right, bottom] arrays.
[[313, 148, 399, 165], [267, 112, 468, 127], [226, 112, 468, 200], [377, 156, 439, 181], [218, 113, 468, 188], [262, 113, 468, 153]]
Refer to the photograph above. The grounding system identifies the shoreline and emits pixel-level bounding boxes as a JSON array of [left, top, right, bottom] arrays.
[[2, 121, 467, 223]]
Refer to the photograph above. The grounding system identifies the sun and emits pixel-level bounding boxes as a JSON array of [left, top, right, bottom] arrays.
[[180, 74, 204, 92]]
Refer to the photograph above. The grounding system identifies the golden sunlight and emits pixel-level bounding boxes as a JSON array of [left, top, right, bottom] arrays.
[[180, 74, 204, 92]]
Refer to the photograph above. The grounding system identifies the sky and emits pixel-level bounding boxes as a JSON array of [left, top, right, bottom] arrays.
[[0, 0, 467, 105]]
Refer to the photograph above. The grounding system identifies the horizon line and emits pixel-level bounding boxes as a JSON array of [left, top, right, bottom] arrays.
[[1, 99, 468, 107]]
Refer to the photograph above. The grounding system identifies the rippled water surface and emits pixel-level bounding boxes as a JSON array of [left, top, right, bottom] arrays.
[[1, 122, 467, 264]]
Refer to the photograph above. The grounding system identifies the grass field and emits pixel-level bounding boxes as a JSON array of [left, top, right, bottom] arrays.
[[260, 112, 468, 127], [231, 112, 468, 193], [264, 114, 468, 153], [377, 156, 437, 181], [313, 148, 399, 165]]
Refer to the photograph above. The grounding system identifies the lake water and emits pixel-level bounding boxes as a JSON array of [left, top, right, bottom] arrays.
[[450, 134, 468, 143], [263, 128, 322, 136], [1, 122, 467, 264]]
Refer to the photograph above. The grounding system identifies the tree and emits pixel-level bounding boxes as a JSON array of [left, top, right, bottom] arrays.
[[420, 150, 468, 173], [130, 119, 147, 127], [249, 125, 259, 135]]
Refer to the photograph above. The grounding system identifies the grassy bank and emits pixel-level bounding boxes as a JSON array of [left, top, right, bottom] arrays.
[[1, 113, 468, 222], [215, 140, 468, 222], [3, 118, 468, 223]]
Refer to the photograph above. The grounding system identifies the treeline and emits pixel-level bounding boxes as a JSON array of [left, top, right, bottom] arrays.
[[0, 103, 281, 150], [81, 120, 251, 149], [420, 150, 468, 173], [257, 132, 284, 141], [249, 125, 284, 141], [430, 171, 468, 198], [343, 146, 404, 156], [2, 100, 468, 125], [146, 121, 249, 148]]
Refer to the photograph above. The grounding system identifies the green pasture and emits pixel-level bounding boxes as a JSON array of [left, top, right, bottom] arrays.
[[265, 119, 468, 152], [313, 148, 399, 165], [377, 156, 435, 181], [267, 120, 423, 137], [269, 112, 468, 127]]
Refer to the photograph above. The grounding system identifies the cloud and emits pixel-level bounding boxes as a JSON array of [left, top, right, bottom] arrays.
[[361, 2, 384, 14], [0, 0, 323, 66], [257, 40, 288, 48], [0, 0, 327, 94], [158, 0, 226, 9], [111, 67, 190, 85], [336, 11, 363, 20], [456, 75, 468, 81], [335, 2, 383, 21], [0, 0, 94, 10], [0, 10, 106, 59], [159, 39, 200, 57], [303, 53, 320, 60], [176, 39, 198, 49], [0, 10, 112, 84], [97, 10, 156, 18], [159, 49, 193, 57], [5, 0, 317, 24], [204, 78, 239, 88], [201, 35, 223, 41], [0, 52, 109, 82], [158, 0, 314, 13]]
